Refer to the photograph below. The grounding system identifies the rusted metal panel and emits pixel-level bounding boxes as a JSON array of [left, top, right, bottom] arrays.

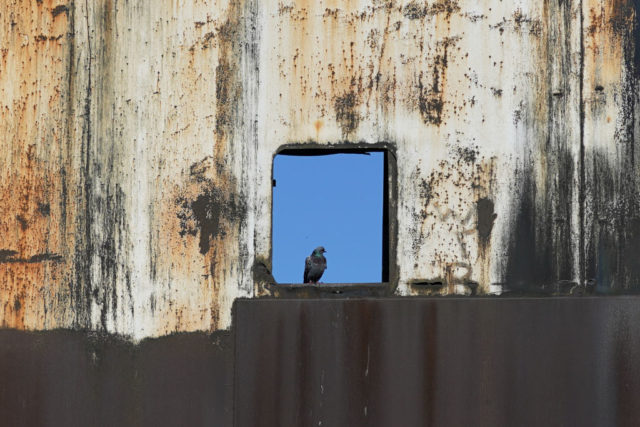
[[235, 298, 640, 426], [0, 0, 639, 337], [0, 330, 233, 426], [1, 298, 640, 426]]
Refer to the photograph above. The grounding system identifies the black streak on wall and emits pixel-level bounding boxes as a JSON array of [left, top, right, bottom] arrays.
[[506, 0, 576, 291], [586, 0, 640, 291], [334, 90, 361, 137], [477, 197, 496, 251], [191, 185, 243, 255]]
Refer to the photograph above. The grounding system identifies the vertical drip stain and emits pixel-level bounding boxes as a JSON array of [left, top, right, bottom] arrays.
[[585, 0, 640, 292], [579, 0, 586, 286]]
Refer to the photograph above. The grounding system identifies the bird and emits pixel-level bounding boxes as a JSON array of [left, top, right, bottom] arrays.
[[303, 246, 327, 283]]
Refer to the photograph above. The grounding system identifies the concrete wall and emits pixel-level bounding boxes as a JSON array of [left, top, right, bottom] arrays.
[[1, 0, 638, 339]]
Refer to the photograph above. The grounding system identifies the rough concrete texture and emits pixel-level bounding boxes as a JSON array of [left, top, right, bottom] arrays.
[[0, 0, 639, 337]]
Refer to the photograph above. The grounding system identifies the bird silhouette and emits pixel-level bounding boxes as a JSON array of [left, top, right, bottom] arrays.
[[303, 246, 327, 283]]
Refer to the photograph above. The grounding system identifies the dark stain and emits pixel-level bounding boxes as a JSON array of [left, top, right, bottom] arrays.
[[512, 9, 542, 36], [215, 64, 233, 113], [201, 31, 216, 49], [418, 89, 444, 125], [411, 280, 444, 287], [505, 172, 553, 291], [585, 0, 640, 292], [334, 91, 361, 137], [16, 214, 28, 231], [0, 250, 18, 262], [51, 4, 69, 18], [405, 0, 460, 18], [587, 153, 640, 292], [0, 251, 62, 264], [192, 190, 230, 254], [477, 198, 496, 250], [28, 253, 63, 263], [455, 146, 478, 163], [253, 261, 276, 285], [214, 17, 241, 154], [13, 297, 21, 312], [69, 0, 96, 328], [39, 34, 64, 42], [278, 3, 294, 15], [427, 0, 460, 16], [402, 2, 426, 20], [417, 47, 449, 125], [419, 177, 433, 219], [505, 0, 579, 292], [37, 202, 50, 216], [176, 180, 245, 256], [189, 156, 213, 183]]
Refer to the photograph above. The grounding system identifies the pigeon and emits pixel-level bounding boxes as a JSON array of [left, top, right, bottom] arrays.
[[303, 246, 327, 283]]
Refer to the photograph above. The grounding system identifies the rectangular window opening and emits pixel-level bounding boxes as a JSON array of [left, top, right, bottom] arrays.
[[271, 147, 392, 288]]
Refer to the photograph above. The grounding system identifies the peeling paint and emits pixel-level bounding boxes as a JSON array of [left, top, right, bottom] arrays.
[[1, 0, 639, 338]]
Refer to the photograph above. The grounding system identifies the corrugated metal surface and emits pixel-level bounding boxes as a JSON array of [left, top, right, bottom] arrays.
[[0, 0, 639, 337]]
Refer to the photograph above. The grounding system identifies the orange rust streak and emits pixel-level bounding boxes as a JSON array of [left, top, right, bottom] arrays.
[[0, 0, 73, 330]]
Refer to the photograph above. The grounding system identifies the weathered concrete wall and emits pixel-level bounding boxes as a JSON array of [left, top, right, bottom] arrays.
[[1, 0, 638, 338]]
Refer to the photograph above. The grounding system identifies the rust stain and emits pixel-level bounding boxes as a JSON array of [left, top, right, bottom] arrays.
[[150, 1, 250, 334], [0, 0, 77, 330]]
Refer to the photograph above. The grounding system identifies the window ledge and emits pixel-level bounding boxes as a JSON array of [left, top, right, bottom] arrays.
[[266, 282, 389, 298]]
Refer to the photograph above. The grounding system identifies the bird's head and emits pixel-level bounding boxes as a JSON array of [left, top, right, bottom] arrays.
[[312, 246, 326, 256]]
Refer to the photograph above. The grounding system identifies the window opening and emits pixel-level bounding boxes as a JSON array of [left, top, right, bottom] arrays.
[[272, 150, 388, 284]]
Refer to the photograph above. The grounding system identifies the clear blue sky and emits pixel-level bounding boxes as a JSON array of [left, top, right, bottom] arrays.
[[272, 152, 383, 283]]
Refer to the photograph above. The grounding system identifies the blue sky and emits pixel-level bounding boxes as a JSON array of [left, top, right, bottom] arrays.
[[272, 152, 383, 283]]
